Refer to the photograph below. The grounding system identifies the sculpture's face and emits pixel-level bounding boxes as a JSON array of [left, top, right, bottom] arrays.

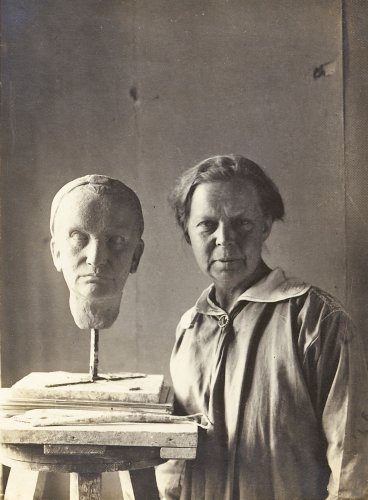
[[51, 187, 144, 302]]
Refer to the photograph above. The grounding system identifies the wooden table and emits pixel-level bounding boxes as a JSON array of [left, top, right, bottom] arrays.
[[0, 417, 198, 499]]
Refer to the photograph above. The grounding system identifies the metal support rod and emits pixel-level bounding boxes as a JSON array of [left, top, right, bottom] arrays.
[[89, 329, 99, 381]]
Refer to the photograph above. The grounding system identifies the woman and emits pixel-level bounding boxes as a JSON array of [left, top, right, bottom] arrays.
[[157, 155, 368, 500]]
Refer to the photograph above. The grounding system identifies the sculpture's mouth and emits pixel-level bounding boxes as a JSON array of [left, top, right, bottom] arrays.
[[212, 257, 243, 266], [81, 274, 113, 282]]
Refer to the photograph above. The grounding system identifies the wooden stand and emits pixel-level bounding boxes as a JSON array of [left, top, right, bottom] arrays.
[[0, 419, 198, 499]]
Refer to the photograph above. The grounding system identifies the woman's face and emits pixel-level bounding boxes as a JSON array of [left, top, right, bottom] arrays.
[[186, 179, 272, 295]]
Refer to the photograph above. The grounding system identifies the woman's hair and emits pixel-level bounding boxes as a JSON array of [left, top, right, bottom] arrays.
[[169, 155, 285, 241]]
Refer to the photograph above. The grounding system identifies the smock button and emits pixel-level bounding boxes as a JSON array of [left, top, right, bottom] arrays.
[[218, 315, 229, 328]]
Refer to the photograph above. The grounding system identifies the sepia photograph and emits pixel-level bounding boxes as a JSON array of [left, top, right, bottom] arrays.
[[0, 1, 367, 498]]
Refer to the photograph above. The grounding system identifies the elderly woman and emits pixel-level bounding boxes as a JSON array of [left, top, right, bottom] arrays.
[[157, 155, 368, 500]]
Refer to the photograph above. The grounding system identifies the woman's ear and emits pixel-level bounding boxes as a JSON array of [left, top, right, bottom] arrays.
[[262, 216, 273, 242], [130, 239, 145, 274]]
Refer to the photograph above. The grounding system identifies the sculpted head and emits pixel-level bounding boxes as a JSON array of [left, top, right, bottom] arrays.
[[50, 175, 144, 330]]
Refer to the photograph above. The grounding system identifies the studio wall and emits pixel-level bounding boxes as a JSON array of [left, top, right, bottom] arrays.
[[1, 0, 345, 384], [344, 0, 368, 354]]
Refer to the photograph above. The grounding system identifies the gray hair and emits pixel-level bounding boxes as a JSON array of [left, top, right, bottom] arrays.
[[169, 155, 284, 242]]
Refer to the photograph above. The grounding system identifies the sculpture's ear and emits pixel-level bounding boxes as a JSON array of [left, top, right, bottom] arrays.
[[184, 231, 191, 245], [50, 238, 62, 272], [130, 238, 144, 274]]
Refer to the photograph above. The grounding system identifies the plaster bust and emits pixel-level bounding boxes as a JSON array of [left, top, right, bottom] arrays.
[[50, 175, 144, 330]]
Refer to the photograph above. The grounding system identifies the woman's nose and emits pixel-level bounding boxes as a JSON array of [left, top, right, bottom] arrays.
[[86, 239, 108, 268], [215, 222, 234, 246]]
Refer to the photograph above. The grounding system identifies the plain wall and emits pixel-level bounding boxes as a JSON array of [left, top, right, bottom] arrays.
[[1, 0, 345, 386], [2, 1, 366, 498], [344, 0, 368, 354]]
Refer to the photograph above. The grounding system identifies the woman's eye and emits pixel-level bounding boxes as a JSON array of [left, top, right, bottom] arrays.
[[109, 235, 126, 249], [234, 219, 254, 230]]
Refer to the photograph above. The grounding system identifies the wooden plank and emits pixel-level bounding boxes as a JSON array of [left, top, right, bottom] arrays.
[[44, 444, 106, 455], [0, 443, 162, 473], [5, 469, 46, 500], [160, 447, 196, 459], [0, 420, 198, 448], [10, 372, 164, 404], [70, 472, 101, 500], [13, 409, 199, 427]]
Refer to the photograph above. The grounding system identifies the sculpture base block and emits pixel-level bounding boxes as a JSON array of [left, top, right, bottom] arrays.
[[10, 372, 164, 404]]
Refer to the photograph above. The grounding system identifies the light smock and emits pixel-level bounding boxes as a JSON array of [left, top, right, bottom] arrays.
[[157, 268, 368, 500]]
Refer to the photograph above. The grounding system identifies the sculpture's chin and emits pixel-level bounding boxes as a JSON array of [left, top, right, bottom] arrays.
[[69, 293, 123, 330]]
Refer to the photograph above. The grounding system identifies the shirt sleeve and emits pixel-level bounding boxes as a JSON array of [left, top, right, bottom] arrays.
[[324, 317, 368, 498], [303, 300, 368, 499]]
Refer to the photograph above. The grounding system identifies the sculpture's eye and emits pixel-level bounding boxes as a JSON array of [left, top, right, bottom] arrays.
[[69, 231, 88, 248], [197, 220, 217, 233]]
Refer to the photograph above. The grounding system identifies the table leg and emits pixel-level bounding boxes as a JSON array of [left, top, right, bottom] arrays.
[[70, 473, 101, 500], [118, 471, 135, 500], [129, 469, 160, 500], [5, 469, 46, 500]]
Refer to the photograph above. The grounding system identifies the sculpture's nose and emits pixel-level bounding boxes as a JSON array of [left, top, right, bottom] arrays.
[[86, 238, 108, 269]]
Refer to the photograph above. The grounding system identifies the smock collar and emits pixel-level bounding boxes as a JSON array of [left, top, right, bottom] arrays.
[[195, 267, 310, 315]]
